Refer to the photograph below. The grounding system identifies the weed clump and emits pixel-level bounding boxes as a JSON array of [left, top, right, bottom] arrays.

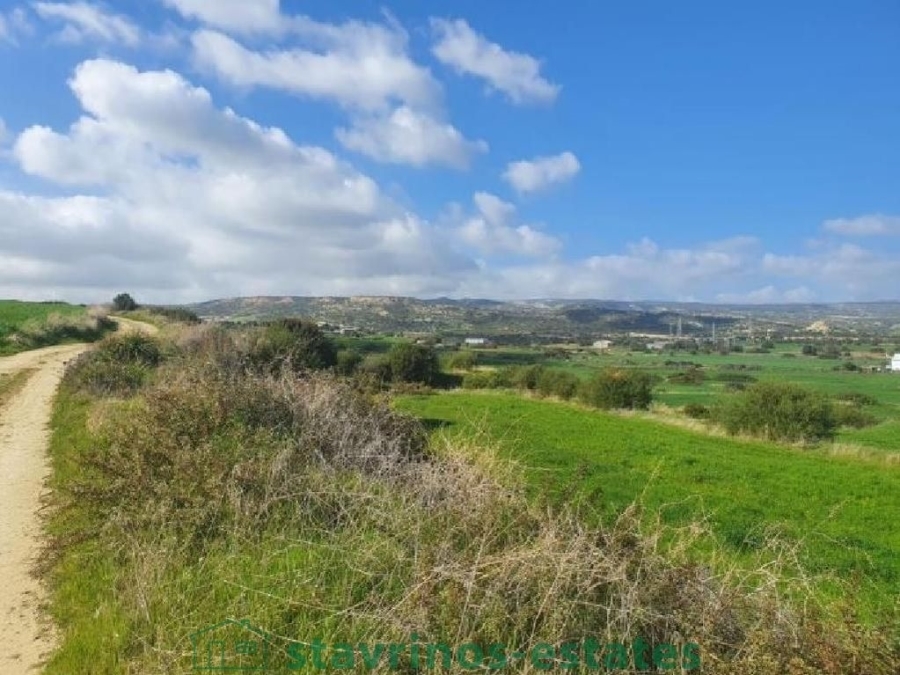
[[67, 333, 163, 396]]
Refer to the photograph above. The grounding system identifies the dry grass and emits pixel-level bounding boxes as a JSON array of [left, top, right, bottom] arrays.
[[0, 368, 36, 409]]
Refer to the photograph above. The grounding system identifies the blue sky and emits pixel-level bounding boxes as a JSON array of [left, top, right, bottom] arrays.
[[0, 0, 898, 303]]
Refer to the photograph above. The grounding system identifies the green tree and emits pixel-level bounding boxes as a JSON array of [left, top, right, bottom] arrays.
[[112, 293, 138, 312], [579, 369, 653, 410], [717, 382, 836, 443], [250, 319, 337, 373], [388, 342, 440, 385]]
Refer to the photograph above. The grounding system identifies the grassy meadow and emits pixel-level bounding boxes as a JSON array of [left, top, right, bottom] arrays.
[[452, 343, 900, 451], [0, 300, 114, 355], [395, 391, 900, 616]]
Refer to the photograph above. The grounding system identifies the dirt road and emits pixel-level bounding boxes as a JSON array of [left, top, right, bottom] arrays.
[[0, 317, 156, 673]]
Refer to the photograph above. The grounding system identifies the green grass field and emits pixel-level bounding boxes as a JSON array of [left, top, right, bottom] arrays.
[[0, 300, 90, 355], [395, 391, 900, 615], [0, 300, 114, 355], [469, 344, 900, 451], [0, 299, 85, 327]]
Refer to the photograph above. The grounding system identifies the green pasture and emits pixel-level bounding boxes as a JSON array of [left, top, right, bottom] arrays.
[[396, 390, 900, 616]]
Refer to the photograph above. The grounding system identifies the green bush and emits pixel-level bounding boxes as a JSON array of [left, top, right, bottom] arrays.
[[836, 391, 877, 406], [716, 382, 836, 443], [684, 403, 711, 419], [510, 364, 545, 391], [68, 334, 163, 396], [387, 342, 440, 385], [461, 370, 502, 389], [335, 349, 363, 376], [579, 369, 654, 410], [446, 350, 478, 371], [535, 369, 580, 400], [831, 404, 878, 429], [95, 333, 162, 366], [249, 319, 337, 374], [668, 367, 705, 385], [358, 354, 393, 386], [147, 306, 201, 324]]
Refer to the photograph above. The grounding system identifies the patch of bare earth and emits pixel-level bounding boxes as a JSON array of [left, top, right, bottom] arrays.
[[0, 317, 156, 673], [0, 344, 86, 673]]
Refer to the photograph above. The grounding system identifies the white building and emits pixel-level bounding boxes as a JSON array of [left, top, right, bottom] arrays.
[[592, 339, 612, 350], [891, 354, 900, 372], [464, 337, 488, 347], [647, 341, 671, 351]]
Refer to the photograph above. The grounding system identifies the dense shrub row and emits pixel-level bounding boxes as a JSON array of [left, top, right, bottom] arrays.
[[463, 364, 654, 410]]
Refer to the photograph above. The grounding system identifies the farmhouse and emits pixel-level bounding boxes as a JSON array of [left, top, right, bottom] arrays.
[[592, 339, 613, 350], [464, 337, 490, 347], [891, 353, 900, 372]]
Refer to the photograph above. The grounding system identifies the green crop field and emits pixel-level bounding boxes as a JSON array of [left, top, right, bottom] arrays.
[[0, 299, 85, 328], [0, 300, 107, 355], [395, 390, 900, 616], [467, 343, 900, 450]]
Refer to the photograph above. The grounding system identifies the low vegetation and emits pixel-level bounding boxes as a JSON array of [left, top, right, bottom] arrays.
[[0, 300, 115, 355], [716, 381, 837, 443], [43, 323, 899, 673], [248, 317, 338, 373], [396, 392, 900, 619], [0, 368, 35, 408], [463, 364, 653, 410]]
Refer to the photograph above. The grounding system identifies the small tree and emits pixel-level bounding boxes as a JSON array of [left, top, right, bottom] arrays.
[[717, 382, 836, 443], [579, 369, 653, 410], [249, 318, 337, 374], [447, 350, 478, 371], [112, 293, 138, 312], [388, 342, 440, 385]]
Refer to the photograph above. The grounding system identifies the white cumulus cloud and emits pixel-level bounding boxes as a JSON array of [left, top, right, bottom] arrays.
[[336, 106, 487, 169], [191, 23, 440, 112], [455, 192, 561, 257], [5, 58, 476, 301], [503, 151, 581, 193], [431, 18, 559, 105]]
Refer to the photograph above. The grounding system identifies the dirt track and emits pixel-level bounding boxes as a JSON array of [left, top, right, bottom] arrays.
[[0, 317, 156, 673]]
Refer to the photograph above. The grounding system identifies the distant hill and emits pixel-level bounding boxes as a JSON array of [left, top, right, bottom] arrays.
[[184, 296, 900, 338], [186, 296, 738, 338]]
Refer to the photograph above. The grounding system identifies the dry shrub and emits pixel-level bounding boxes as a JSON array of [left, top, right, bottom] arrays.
[[72, 366, 428, 552]]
